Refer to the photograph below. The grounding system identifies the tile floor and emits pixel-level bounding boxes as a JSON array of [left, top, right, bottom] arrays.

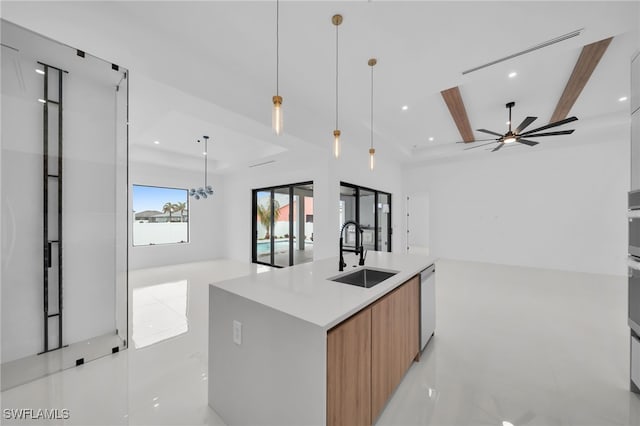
[[2, 258, 639, 425]]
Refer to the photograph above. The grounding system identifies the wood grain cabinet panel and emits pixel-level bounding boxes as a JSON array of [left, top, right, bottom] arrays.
[[326, 275, 421, 426], [327, 307, 372, 426], [370, 276, 420, 421]]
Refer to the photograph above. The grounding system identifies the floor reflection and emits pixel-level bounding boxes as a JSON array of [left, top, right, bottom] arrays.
[[132, 280, 189, 349]]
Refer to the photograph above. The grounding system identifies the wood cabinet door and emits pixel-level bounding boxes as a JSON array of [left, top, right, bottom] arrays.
[[327, 307, 372, 426], [371, 275, 420, 421]]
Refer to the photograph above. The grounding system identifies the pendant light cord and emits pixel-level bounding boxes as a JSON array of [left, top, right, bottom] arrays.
[[370, 64, 374, 149], [335, 23, 339, 129], [204, 138, 208, 187], [276, 0, 279, 96]]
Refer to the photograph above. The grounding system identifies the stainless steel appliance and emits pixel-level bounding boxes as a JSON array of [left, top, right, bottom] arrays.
[[629, 257, 640, 334], [629, 191, 640, 257], [628, 190, 640, 393]]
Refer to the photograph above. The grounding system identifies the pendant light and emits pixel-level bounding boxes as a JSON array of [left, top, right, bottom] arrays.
[[332, 14, 343, 158], [368, 58, 377, 171], [189, 136, 214, 200], [272, 0, 283, 135]]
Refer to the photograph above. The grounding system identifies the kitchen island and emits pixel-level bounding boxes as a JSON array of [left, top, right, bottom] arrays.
[[208, 252, 435, 426]]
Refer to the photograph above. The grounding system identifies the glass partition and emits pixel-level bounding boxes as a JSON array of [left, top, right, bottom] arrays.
[[1, 20, 128, 389]]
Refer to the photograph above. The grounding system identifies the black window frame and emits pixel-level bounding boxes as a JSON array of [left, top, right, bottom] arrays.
[[131, 184, 190, 246], [251, 181, 313, 268], [340, 181, 392, 252]]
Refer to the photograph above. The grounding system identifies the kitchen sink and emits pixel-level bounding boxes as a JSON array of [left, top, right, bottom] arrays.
[[330, 268, 398, 288]]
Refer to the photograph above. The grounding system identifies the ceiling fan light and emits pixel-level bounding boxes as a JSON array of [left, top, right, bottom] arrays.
[[504, 136, 517, 144]]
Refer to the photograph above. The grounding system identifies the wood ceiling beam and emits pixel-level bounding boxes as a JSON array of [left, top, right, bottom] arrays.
[[550, 37, 613, 122], [441, 86, 474, 143]]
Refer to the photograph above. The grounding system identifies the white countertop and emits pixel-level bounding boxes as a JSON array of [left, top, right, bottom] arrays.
[[210, 252, 435, 330]]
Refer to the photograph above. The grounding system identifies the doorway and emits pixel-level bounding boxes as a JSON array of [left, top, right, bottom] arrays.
[[252, 182, 314, 267], [339, 182, 391, 252]]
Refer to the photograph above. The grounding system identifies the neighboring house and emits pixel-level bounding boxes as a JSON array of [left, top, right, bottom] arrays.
[[277, 198, 314, 222], [134, 210, 163, 223], [134, 210, 188, 223]]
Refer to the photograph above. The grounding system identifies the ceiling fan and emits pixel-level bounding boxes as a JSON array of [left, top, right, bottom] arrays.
[[464, 102, 578, 152]]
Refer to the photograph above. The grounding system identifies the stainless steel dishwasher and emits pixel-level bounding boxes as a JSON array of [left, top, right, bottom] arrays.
[[420, 264, 436, 350]]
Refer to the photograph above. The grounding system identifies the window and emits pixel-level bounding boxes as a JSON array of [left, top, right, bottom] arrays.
[[340, 182, 391, 252], [252, 182, 314, 268], [132, 185, 189, 246]]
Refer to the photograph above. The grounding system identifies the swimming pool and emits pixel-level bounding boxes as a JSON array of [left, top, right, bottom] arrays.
[[256, 240, 313, 255], [256, 240, 288, 255]]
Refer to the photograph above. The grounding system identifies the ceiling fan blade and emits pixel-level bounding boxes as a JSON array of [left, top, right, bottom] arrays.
[[517, 139, 539, 147], [464, 141, 497, 150], [455, 138, 496, 144], [520, 116, 578, 136], [522, 129, 575, 138], [515, 116, 537, 133], [477, 128, 504, 137], [491, 143, 505, 152]]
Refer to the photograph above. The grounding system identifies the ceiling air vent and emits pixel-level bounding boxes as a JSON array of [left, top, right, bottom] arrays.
[[249, 160, 276, 168], [462, 28, 583, 75]]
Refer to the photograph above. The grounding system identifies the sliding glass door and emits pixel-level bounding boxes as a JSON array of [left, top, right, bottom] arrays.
[[339, 182, 391, 252], [252, 182, 314, 268], [273, 187, 291, 268], [377, 192, 391, 252]]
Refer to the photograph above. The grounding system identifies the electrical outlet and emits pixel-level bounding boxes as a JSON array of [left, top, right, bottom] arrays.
[[233, 320, 242, 345]]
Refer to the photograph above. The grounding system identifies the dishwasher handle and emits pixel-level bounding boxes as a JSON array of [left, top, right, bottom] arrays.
[[420, 265, 435, 279], [629, 258, 640, 277]]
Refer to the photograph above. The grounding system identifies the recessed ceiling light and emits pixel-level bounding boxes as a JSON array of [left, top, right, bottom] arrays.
[[502, 422, 514, 426], [401, 105, 409, 111], [153, 140, 160, 145], [35, 69, 45, 75], [506, 121, 511, 125], [619, 96, 628, 102], [37, 98, 46, 103], [508, 71, 517, 78], [203, 152, 207, 155], [428, 137, 434, 141]]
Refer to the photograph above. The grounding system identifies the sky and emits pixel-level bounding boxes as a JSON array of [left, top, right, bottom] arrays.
[[133, 185, 188, 212]]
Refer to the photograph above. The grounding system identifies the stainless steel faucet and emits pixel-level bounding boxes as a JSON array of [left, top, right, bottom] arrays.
[[339, 220, 366, 271]]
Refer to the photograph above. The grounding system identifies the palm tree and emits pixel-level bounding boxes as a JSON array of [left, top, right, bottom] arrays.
[[256, 198, 280, 239], [175, 202, 187, 222], [162, 202, 174, 223]]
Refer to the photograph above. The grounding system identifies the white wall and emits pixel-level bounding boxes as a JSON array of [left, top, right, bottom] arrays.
[[223, 143, 405, 264], [404, 138, 629, 276], [129, 163, 225, 270]]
